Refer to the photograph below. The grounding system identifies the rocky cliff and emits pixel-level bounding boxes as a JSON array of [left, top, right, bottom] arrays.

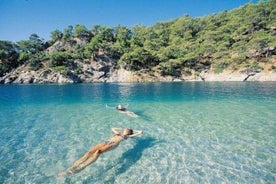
[[1, 53, 275, 84]]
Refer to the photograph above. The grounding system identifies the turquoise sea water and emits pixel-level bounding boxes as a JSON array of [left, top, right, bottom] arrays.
[[0, 82, 275, 183]]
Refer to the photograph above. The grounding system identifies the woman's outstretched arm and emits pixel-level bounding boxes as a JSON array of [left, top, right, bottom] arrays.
[[112, 128, 122, 134], [128, 130, 143, 138]]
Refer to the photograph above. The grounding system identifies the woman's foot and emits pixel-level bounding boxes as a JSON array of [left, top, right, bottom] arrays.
[[58, 168, 75, 177]]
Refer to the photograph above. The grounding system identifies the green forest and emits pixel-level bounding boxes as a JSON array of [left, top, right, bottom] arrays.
[[0, 0, 275, 79]]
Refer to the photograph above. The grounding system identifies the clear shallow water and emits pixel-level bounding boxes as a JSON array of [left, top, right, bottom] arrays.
[[0, 82, 275, 183]]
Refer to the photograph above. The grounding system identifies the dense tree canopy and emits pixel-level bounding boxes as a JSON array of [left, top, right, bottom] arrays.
[[0, 41, 19, 76], [50, 29, 63, 43]]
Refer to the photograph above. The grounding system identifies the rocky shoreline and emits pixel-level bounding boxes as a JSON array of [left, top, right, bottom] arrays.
[[1, 65, 275, 84]]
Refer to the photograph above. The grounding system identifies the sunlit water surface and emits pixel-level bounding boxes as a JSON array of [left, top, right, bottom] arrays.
[[0, 82, 275, 183]]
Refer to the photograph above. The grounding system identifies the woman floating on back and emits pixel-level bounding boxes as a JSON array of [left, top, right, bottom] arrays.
[[58, 128, 143, 176], [116, 104, 139, 118]]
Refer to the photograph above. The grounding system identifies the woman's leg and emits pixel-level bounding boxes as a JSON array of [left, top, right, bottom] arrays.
[[58, 143, 106, 176], [68, 143, 106, 170], [72, 150, 101, 173], [68, 143, 115, 173], [58, 152, 91, 176], [70, 152, 90, 169]]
